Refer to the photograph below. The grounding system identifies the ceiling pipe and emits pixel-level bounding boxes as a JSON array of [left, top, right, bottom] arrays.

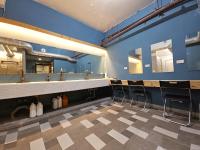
[[0, 37, 77, 63], [0, 44, 15, 57], [101, 0, 189, 47]]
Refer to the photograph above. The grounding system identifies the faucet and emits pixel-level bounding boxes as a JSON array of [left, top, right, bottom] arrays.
[[19, 69, 25, 83], [46, 73, 51, 81], [60, 68, 64, 81]]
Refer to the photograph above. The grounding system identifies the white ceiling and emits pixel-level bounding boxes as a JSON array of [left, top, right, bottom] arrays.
[[34, 0, 154, 32]]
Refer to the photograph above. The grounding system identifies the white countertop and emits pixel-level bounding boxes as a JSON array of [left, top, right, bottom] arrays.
[[0, 79, 110, 100]]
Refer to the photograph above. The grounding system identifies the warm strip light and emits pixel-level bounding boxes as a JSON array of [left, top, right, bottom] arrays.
[[0, 18, 107, 56], [128, 56, 141, 64]]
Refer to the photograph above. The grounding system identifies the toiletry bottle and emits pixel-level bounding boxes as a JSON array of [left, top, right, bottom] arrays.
[[62, 95, 69, 108], [57, 96, 62, 108], [52, 98, 58, 109], [29, 103, 36, 118], [37, 102, 43, 116]]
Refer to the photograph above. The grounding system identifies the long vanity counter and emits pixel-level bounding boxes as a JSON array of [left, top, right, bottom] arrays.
[[0, 79, 110, 100]]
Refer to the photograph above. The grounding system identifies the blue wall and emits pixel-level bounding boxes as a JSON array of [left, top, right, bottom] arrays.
[[106, 0, 200, 80]]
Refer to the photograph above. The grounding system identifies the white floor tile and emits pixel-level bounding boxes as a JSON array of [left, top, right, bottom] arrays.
[[123, 109, 136, 115], [153, 126, 178, 139], [107, 109, 119, 115], [127, 126, 149, 139], [190, 144, 200, 150], [132, 115, 148, 122], [30, 138, 46, 150], [100, 104, 108, 108], [112, 103, 124, 108], [5, 132, 18, 144], [81, 106, 97, 111], [63, 113, 73, 119], [107, 129, 129, 144], [18, 122, 39, 131], [97, 117, 111, 125], [85, 133, 106, 150], [152, 115, 170, 122], [180, 126, 200, 136], [156, 146, 167, 150], [80, 119, 94, 128], [40, 122, 52, 132], [59, 119, 72, 128], [140, 108, 150, 113], [117, 117, 133, 125], [57, 133, 74, 150], [90, 110, 102, 115]]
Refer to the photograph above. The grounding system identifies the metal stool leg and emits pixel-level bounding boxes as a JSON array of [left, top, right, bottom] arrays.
[[121, 96, 125, 104], [163, 98, 167, 117], [130, 98, 134, 106], [112, 96, 115, 102], [187, 99, 192, 126]]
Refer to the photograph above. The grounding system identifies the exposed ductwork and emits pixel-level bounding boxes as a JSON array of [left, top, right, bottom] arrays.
[[101, 0, 190, 47], [0, 37, 77, 63], [185, 32, 200, 47], [0, 44, 15, 57]]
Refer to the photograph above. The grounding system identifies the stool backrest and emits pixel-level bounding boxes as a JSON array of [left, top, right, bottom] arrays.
[[110, 80, 122, 85], [128, 80, 144, 86], [160, 81, 190, 89]]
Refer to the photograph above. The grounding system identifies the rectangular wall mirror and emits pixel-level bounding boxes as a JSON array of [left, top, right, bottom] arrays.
[[0, 37, 106, 82], [128, 48, 143, 74], [186, 32, 200, 71], [186, 45, 200, 70], [151, 39, 174, 73]]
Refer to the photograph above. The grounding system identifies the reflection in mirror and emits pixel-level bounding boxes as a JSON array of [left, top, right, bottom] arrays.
[[0, 37, 106, 82], [0, 44, 23, 74], [128, 48, 143, 74], [75, 54, 105, 74], [186, 45, 200, 70], [186, 32, 200, 71], [151, 39, 174, 73]]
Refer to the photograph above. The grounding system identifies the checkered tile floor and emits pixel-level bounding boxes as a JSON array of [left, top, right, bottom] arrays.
[[0, 99, 200, 150]]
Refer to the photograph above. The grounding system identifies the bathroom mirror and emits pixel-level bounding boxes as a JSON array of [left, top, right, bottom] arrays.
[[128, 48, 143, 74], [186, 32, 200, 71], [0, 37, 106, 82], [151, 39, 174, 73]]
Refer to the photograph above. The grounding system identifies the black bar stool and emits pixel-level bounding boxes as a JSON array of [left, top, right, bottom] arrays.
[[128, 80, 150, 109], [160, 81, 192, 126], [110, 80, 125, 103], [121, 81, 130, 104]]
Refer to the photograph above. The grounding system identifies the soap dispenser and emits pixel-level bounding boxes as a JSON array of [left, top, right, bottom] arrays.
[[29, 103, 36, 118], [36, 102, 43, 116]]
